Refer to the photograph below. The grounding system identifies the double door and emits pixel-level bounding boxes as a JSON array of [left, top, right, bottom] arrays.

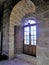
[[23, 25, 36, 56]]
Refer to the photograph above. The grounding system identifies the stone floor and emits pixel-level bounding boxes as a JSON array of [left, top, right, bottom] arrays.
[[16, 54, 36, 64], [0, 58, 33, 65], [0, 54, 36, 65]]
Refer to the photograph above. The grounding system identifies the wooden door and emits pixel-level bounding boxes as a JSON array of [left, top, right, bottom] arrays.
[[23, 20, 36, 57], [24, 45, 36, 56]]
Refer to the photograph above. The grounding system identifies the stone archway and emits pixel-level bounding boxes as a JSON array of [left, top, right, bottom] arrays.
[[9, 0, 36, 59]]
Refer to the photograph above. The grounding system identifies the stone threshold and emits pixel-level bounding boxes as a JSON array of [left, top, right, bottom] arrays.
[[16, 54, 37, 64]]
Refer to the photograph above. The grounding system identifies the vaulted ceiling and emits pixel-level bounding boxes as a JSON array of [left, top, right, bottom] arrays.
[[0, 0, 49, 20], [0, 0, 49, 30], [0, 0, 49, 13], [0, 0, 49, 6]]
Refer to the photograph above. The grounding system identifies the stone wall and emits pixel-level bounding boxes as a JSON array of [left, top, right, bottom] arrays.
[[2, 0, 12, 56], [2, 0, 20, 58], [14, 26, 23, 54], [37, 10, 49, 65]]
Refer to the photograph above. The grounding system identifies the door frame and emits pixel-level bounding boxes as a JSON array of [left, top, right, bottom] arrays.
[[23, 23, 36, 57]]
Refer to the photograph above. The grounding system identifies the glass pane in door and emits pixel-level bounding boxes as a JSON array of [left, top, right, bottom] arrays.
[[24, 27, 29, 45]]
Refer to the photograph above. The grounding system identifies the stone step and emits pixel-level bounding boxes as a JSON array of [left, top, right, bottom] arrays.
[[16, 54, 36, 65]]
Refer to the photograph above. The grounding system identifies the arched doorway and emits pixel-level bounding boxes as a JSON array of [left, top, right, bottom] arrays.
[[9, 0, 36, 59]]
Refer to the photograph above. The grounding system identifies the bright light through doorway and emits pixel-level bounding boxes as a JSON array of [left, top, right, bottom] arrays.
[[24, 20, 36, 25], [24, 20, 36, 45]]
